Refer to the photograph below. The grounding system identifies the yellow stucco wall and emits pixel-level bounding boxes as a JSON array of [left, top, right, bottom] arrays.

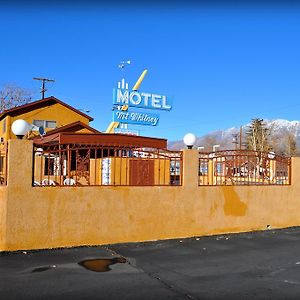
[[0, 187, 8, 248], [1, 103, 90, 141], [1, 140, 300, 251]]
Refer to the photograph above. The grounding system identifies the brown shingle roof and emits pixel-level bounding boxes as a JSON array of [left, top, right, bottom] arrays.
[[0, 96, 93, 121], [44, 121, 100, 135], [34, 132, 167, 149]]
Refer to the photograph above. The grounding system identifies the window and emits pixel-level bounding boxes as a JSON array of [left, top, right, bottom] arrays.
[[215, 162, 225, 176], [45, 121, 56, 128], [199, 161, 208, 175], [33, 120, 44, 127], [33, 120, 57, 129]]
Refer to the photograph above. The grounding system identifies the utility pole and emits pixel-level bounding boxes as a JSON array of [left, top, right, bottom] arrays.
[[232, 126, 244, 151], [33, 77, 55, 99], [232, 133, 239, 150]]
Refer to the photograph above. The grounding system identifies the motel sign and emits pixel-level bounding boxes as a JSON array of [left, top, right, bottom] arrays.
[[113, 89, 172, 111], [112, 73, 172, 127]]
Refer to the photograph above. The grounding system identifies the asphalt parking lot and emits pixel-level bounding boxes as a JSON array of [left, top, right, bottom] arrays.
[[2, 227, 300, 299]]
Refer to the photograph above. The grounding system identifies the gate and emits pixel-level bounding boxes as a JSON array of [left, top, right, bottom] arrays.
[[129, 159, 154, 186]]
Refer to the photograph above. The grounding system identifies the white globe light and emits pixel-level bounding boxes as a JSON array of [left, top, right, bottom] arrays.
[[268, 151, 276, 159], [11, 119, 31, 139], [183, 133, 196, 149]]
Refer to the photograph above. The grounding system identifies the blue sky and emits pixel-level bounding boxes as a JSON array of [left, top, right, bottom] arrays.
[[0, 1, 300, 141]]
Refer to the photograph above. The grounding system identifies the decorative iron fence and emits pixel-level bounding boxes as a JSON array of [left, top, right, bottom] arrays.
[[199, 150, 291, 186], [33, 144, 182, 187], [0, 142, 7, 186]]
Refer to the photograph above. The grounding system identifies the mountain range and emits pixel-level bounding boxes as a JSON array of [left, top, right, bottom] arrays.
[[168, 119, 300, 155]]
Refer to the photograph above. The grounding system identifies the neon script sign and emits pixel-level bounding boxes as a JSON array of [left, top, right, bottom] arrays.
[[113, 89, 172, 111], [113, 111, 159, 126]]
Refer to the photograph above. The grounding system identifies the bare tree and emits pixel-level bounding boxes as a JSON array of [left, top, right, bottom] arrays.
[[269, 126, 297, 156], [285, 132, 297, 156], [0, 83, 33, 112]]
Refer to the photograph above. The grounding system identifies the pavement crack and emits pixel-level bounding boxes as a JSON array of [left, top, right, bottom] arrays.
[[146, 271, 199, 300], [103, 245, 199, 300]]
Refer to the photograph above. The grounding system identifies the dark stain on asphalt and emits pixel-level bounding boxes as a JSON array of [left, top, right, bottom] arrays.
[[78, 257, 127, 272]]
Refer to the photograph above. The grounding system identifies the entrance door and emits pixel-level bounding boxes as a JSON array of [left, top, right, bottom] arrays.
[[129, 159, 154, 186]]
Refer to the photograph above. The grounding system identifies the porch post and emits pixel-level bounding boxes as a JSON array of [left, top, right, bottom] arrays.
[[182, 149, 199, 188], [7, 139, 33, 187]]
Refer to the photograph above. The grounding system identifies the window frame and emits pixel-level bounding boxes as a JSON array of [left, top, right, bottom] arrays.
[[33, 119, 57, 129]]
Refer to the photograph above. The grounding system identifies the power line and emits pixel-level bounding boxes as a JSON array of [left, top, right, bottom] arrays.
[[33, 77, 55, 99]]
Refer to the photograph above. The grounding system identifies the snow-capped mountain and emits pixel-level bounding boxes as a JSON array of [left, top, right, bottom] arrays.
[[266, 119, 300, 135], [168, 119, 300, 154]]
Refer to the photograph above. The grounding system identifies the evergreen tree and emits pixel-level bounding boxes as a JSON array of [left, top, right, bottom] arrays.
[[246, 118, 272, 152]]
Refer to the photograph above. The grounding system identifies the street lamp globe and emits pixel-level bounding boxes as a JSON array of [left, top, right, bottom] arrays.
[[268, 151, 276, 159], [183, 133, 196, 149], [11, 119, 30, 139]]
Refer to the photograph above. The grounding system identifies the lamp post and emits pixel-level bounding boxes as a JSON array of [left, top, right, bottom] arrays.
[[11, 119, 31, 139], [183, 133, 196, 149]]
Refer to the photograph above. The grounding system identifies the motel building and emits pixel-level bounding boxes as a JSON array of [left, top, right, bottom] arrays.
[[0, 96, 181, 187]]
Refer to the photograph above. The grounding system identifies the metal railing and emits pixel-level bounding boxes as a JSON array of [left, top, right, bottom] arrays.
[[199, 150, 291, 186], [33, 144, 182, 187]]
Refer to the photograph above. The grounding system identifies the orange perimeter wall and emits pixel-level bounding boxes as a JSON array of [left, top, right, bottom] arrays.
[[0, 140, 299, 251]]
